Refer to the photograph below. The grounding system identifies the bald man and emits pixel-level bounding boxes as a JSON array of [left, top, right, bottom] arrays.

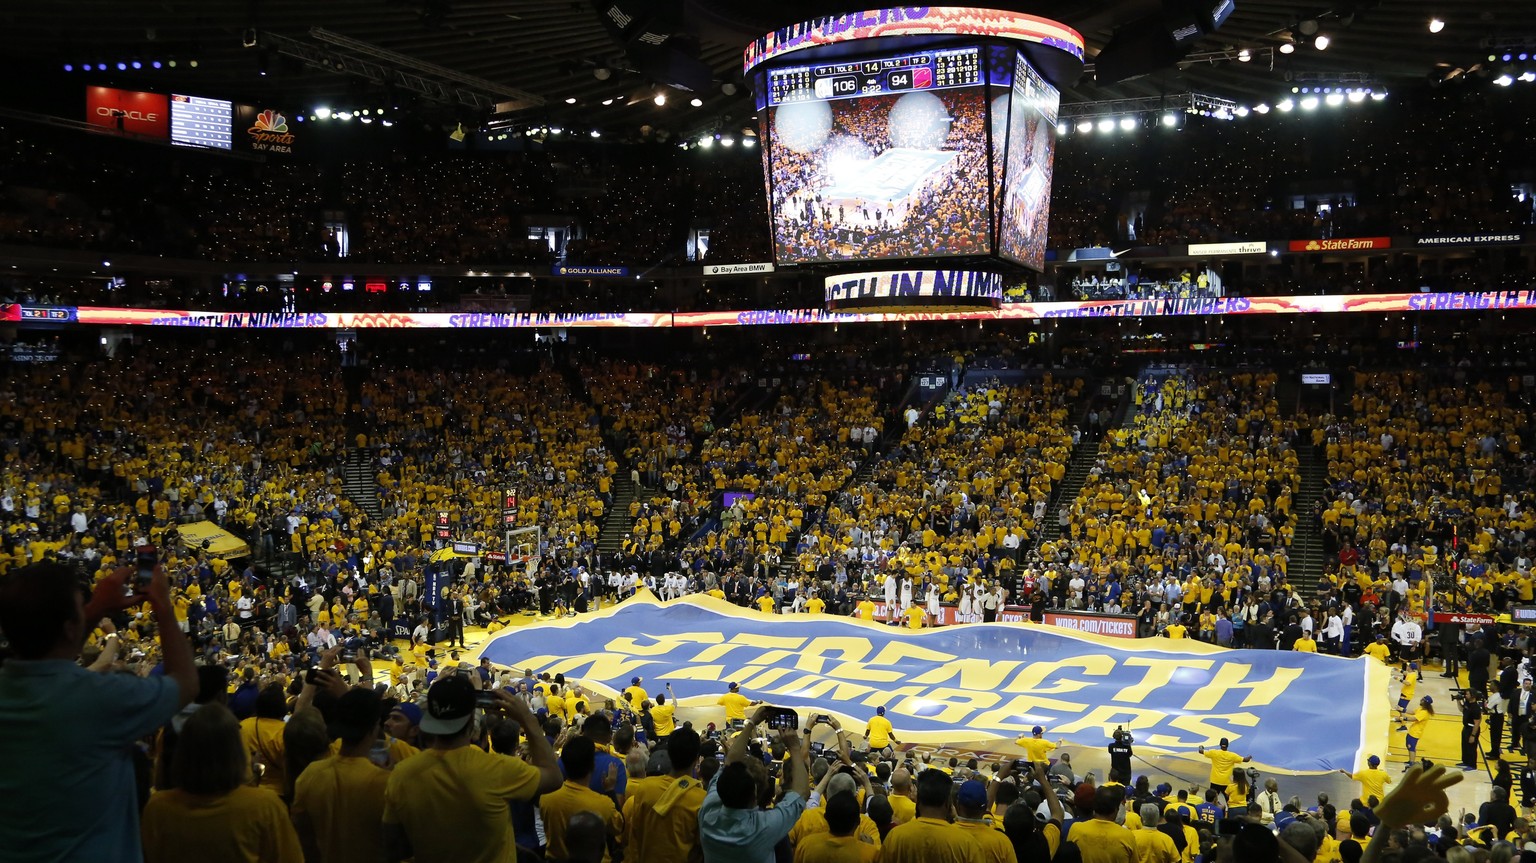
[[888, 768, 916, 825]]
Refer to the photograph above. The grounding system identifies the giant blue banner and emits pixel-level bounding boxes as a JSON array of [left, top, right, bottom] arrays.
[[478, 594, 1386, 774]]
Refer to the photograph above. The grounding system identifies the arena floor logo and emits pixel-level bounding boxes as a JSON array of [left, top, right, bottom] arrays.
[[478, 593, 1386, 772]]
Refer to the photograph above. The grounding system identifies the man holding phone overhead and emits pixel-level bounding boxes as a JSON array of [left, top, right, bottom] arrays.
[[699, 704, 810, 863]]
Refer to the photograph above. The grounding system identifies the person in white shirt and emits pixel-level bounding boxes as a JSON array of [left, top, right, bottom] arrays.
[[236, 595, 255, 621], [958, 591, 974, 624], [899, 577, 914, 613], [1391, 615, 1422, 667], [925, 582, 941, 620], [1322, 611, 1345, 654]]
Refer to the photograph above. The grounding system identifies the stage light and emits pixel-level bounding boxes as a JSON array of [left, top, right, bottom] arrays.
[[1325, 93, 1345, 106], [565, 97, 577, 104], [742, 137, 756, 147], [1370, 91, 1387, 101], [359, 116, 373, 124], [590, 129, 601, 137], [1076, 120, 1093, 134], [1119, 116, 1136, 131], [1278, 98, 1294, 112], [1253, 103, 1270, 113], [1238, 48, 1251, 62], [1294, 87, 1303, 94], [1300, 96, 1320, 110], [698, 136, 713, 148], [151, 60, 162, 69], [720, 82, 738, 96], [1428, 17, 1445, 33], [1503, 54, 1513, 63], [601, 98, 614, 105], [1495, 74, 1514, 86], [1056, 122, 1068, 135], [690, 97, 703, 107], [721, 135, 735, 146], [131, 61, 142, 69], [166, 59, 176, 68], [653, 91, 667, 106], [63, 63, 73, 72], [1161, 112, 1177, 127], [1348, 90, 1367, 103], [116, 62, 127, 70], [1279, 42, 1295, 54], [381, 119, 393, 127], [1235, 106, 1250, 117], [1522, 71, 1536, 83], [1097, 118, 1114, 133], [361, 109, 370, 116], [189, 59, 198, 67], [337, 111, 352, 120], [593, 66, 611, 80], [315, 107, 332, 119], [1314, 35, 1330, 50]]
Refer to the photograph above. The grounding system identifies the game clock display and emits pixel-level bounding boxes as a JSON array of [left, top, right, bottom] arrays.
[[767, 48, 982, 106]]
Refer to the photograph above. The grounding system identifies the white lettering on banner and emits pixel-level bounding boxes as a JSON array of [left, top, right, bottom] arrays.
[[704, 262, 776, 275], [824, 270, 1004, 303], [1416, 234, 1523, 246], [96, 106, 159, 122], [1043, 612, 1139, 638], [1188, 241, 1267, 256]]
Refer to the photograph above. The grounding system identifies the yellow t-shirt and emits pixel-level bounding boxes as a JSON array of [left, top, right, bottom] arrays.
[[291, 755, 388, 863], [856, 600, 876, 621], [1294, 637, 1317, 653], [905, 606, 926, 629], [623, 685, 648, 707], [239, 717, 288, 794], [1203, 749, 1245, 785], [1408, 708, 1431, 739], [1164, 624, 1187, 639], [718, 691, 751, 721], [1133, 827, 1181, 863], [866, 715, 895, 750], [758, 596, 776, 614], [888, 793, 917, 825], [382, 746, 544, 863], [141, 785, 302, 863], [789, 807, 882, 850], [622, 774, 706, 863], [1350, 768, 1391, 803], [541, 781, 621, 863], [1363, 643, 1391, 663], [955, 819, 1014, 863], [807, 597, 826, 614], [1017, 736, 1057, 763], [794, 833, 881, 863], [651, 703, 676, 737], [880, 816, 984, 863], [1067, 817, 1137, 863]]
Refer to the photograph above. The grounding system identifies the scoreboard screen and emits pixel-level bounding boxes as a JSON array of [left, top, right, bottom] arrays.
[[767, 47, 983, 105], [762, 46, 992, 264], [170, 93, 233, 150]]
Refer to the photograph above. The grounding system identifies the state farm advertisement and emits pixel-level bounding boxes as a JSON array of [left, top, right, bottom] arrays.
[[85, 86, 169, 139], [1288, 236, 1391, 253]]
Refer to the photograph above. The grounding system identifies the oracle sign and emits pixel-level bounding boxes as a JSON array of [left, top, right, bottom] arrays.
[[1287, 236, 1391, 253], [85, 86, 169, 138]]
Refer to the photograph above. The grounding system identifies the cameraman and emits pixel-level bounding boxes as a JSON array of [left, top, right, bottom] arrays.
[[699, 705, 809, 863], [1109, 727, 1135, 780]]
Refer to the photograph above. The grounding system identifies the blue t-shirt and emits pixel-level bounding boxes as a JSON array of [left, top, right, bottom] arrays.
[[0, 659, 181, 863]]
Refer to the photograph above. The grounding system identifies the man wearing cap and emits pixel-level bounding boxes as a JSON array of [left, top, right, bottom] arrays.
[[382, 675, 561, 863], [293, 689, 390, 863], [718, 682, 753, 725], [1196, 738, 1250, 796], [1338, 756, 1391, 803], [384, 702, 424, 752], [954, 777, 1013, 863], [880, 768, 983, 863], [624, 676, 648, 707], [865, 706, 899, 756], [1015, 725, 1063, 764], [624, 728, 706, 863]]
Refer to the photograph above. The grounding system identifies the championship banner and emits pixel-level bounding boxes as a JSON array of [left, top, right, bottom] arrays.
[[478, 593, 1386, 773]]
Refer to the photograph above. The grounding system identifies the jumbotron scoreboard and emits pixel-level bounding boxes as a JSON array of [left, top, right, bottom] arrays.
[[767, 47, 982, 104]]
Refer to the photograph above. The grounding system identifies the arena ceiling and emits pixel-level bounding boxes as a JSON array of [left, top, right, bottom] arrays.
[[2, 0, 1530, 137]]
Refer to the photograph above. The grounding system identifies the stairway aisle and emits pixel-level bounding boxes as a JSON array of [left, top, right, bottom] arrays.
[[1039, 440, 1102, 546], [595, 473, 638, 562], [1288, 446, 1331, 595]]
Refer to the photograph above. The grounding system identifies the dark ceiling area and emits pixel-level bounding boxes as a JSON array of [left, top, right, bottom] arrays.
[[0, 0, 1531, 139]]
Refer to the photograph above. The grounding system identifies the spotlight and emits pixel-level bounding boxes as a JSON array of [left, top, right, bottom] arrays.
[[166, 59, 176, 68], [337, 111, 352, 120], [1238, 48, 1251, 62], [698, 136, 713, 148], [1428, 17, 1445, 33], [720, 82, 738, 96], [295, 115, 304, 123], [1235, 106, 1250, 117], [151, 60, 162, 69], [1097, 118, 1114, 133], [1494, 74, 1514, 86], [116, 62, 127, 70], [1522, 71, 1536, 83], [359, 116, 373, 124], [361, 109, 370, 116], [1325, 92, 1345, 106], [62, 63, 73, 72], [1348, 90, 1367, 103], [131, 61, 142, 69], [1056, 121, 1068, 135], [721, 135, 735, 146], [564, 97, 577, 104], [189, 59, 197, 67], [653, 91, 667, 106], [1119, 116, 1135, 131], [742, 137, 756, 147], [1161, 112, 1177, 127], [593, 67, 611, 80], [1300, 96, 1320, 110], [690, 97, 703, 107], [1279, 42, 1295, 54], [1314, 34, 1330, 50], [314, 107, 332, 119], [1370, 91, 1387, 101], [1503, 54, 1513, 62], [1523, 54, 1531, 61], [590, 129, 601, 138], [1253, 103, 1270, 113], [381, 119, 393, 127], [1278, 98, 1294, 112], [1076, 120, 1093, 134], [1293, 87, 1302, 94]]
